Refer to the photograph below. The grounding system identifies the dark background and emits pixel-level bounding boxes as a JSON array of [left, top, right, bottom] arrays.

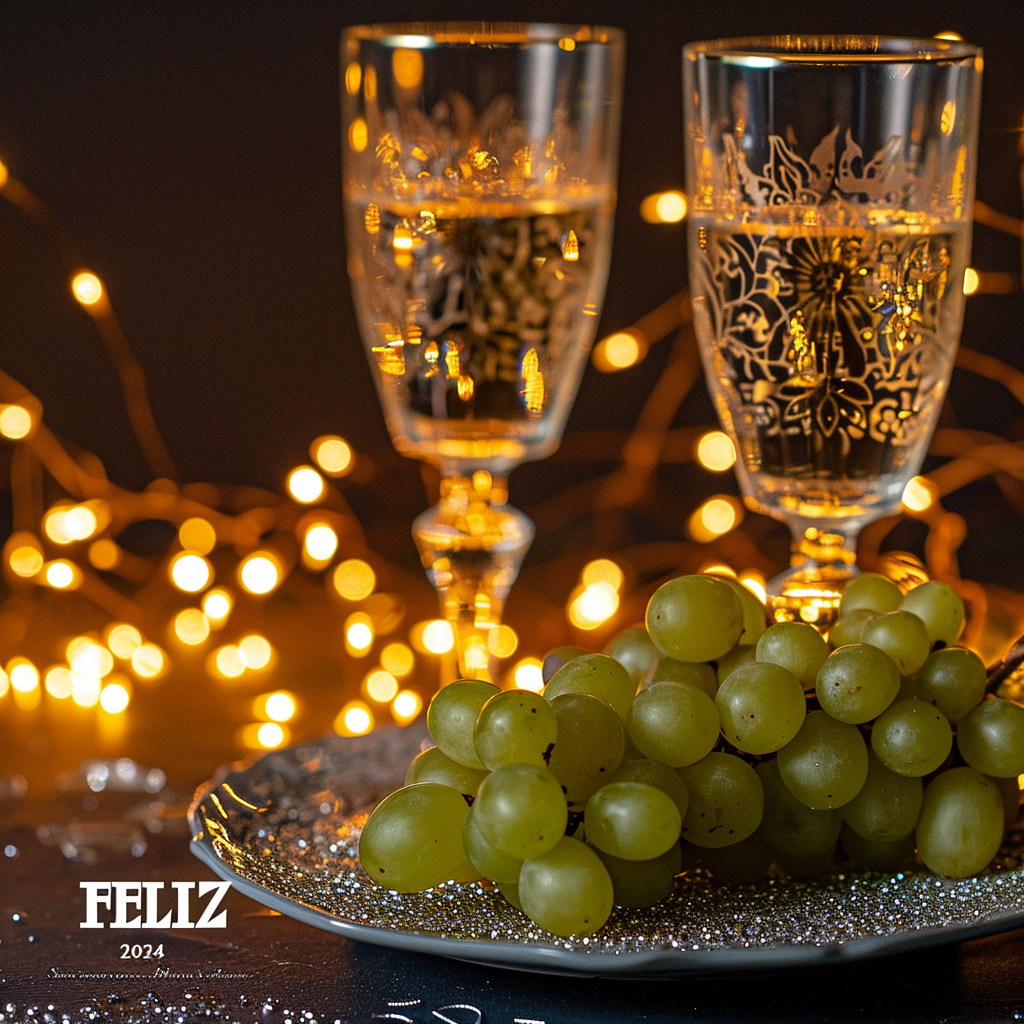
[[0, 0, 1021, 579]]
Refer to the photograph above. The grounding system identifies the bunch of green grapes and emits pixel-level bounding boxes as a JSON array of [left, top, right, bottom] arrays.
[[357, 572, 1024, 940]]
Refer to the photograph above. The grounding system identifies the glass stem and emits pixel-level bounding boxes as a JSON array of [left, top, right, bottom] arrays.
[[412, 470, 534, 680], [765, 523, 861, 629]]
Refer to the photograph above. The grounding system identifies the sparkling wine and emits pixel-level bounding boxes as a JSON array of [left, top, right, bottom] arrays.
[[690, 214, 970, 525], [347, 193, 614, 471]]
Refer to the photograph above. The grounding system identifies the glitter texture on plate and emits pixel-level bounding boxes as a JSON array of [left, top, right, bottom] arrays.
[[189, 726, 1024, 976]]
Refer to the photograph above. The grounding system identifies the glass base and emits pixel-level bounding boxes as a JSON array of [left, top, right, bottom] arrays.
[[412, 472, 533, 680]]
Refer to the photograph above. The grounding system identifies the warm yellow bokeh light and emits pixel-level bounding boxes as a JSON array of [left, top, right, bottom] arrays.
[[288, 466, 325, 503], [261, 691, 296, 722], [9, 545, 43, 578], [44, 560, 80, 589], [106, 623, 142, 660], [62, 505, 98, 541], [312, 436, 354, 477], [391, 689, 423, 723], [963, 267, 979, 296], [257, 722, 287, 748], [202, 589, 233, 623], [902, 475, 937, 513], [569, 582, 620, 630], [8, 659, 39, 693], [131, 644, 165, 679], [380, 642, 415, 677], [72, 672, 102, 707], [603, 331, 644, 371], [333, 559, 375, 601], [239, 553, 281, 595], [68, 637, 114, 679], [0, 667, 8, 699], [214, 645, 246, 678], [365, 669, 399, 703], [71, 271, 104, 306], [43, 508, 73, 544], [697, 431, 737, 472], [581, 559, 624, 591], [345, 613, 375, 656], [487, 624, 518, 659], [348, 117, 368, 153], [89, 538, 121, 570], [179, 517, 217, 555], [44, 666, 74, 699], [99, 682, 130, 714], [170, 552, 213, 593], [690, 497, 739, 542], [334, 700, 373, 737], [513, 658, 545, 693], [304, 524, 339, 562], [174, 609, 211, 645], [935, 30, 964, 40], [0, 404, 33, 440], [238, 634, 273, 670], [422, 619, 455, 655], [345, 61, 362, 95], [640, 190, 688, 224]]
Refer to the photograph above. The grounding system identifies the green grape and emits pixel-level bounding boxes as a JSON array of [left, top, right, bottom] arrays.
[[714, 576, 768, 646], [462, 805, 523, 883], [861, 611, 931, 676], [607, 758, 689, 817], [546, 692, 625, 803], [776, 710, 869, 810], [871, 698, 952, 777], [716, 662, 806, 755], [628, 681, 720, 767], [715, 644, 757, 686], [839, 573, 902, 616], [914, 647, 987, 722], [755, 758, 842, 857], [641, 656, 717, 698], [646, 575, 744, 664], [474, 689, 558, 770], [426, 679, 500, 769], [359, 784, 477, 892], [839, 821, 916, 873], [496, 878, 522, 910], [519, 835, 614, 937], [842, 749, 923, 841], [404, 745, 489, 796], [593, 841, 681, 907], [542, 646, 589, 684], [584, 781, 681, 860], [828, 608, 877, 649], [814, 643, 901, 724], [991, 774, 1022, 829], [473, 763, 567, 860], [916, 767, 1005, 878], [603, 626, 660, 686], [678, 752, 764, 848], [756, 622, 829, 690], [694, 832, 774, 884], [544, 653, 636, 723], [956, 698, 1024, 778], [899, 581, 966, 647]]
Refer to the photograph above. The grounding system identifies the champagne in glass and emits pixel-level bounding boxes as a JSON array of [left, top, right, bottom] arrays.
[[684, 36, 982, 623], [343, 24, 624, 675]]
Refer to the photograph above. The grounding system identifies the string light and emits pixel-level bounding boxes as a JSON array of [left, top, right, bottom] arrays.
[[640, 190, 688, 223], [178, 517, 217, 555], [43, 506, 74, 544], [254, 691, 296, 722], [697, 431, 737, 471], [238, 634, 273, 669], [174, 609, 211, 645], [487, 624, 518, 658], [304, 523, 339, 563], [256, 722, 286, 748], [365, 669, 399, 703], [592, 330, 647, 372], [213, 645, 246, 679], [391, 689, 422, 724], [130, 644, 165, 679], [689, 496, 742, 542], [106, 623, 142, 659], [963, 268, 980, 295], [89, 538, 121, 570], [421, 620, 454, 654], [71, 271, 104, 307], [380, 642, 415, 677], [99, 681, 131, 714], [71, 672, 102, 707], [345, 612, 375, 656], [287, 466, 326, 503], [903, 475, 938, 513], [43, 560, 81, 589], [311, 435, 354, 477], [0, 404, 33, 440], [8, 544, 43, 578], [202, 588, 233, 625], [581, 559, 624, 590], [569, 581, 619, 629], [7, 659, 39, 693], [238, 552, 281, 595], [44, 666, 74, 699], [512, 658, 545, 693], [170, 552, 213, 593], [68, 637, 114, 678], [332, 559, 375, 600], [334, 700, 373, 736]]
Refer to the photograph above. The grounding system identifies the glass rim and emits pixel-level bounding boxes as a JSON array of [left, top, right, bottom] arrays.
[[342, 22, 624, 46], [684, 34, 979, 65]]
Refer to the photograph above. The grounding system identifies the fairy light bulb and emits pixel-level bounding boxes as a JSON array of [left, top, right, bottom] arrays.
[[640, 190, 688, 223], [304, 524, 338, 562], [8, 659, 39, 693], [902, 476, 937, 512], [44, 560, 80, 589], [581, 559, 623, 591], [260, 691, 296, 722], [238, 634, 273, 669], [71, 672, 101, 707], [332, 559, 375, 601], [174, 609, 211, 645], [71, 271, 104, 306], [380, 642, 414, 677], [312, 436, 353, 477], [513, 658, 544, 693], [0, 405, 33, 440], [44, 666, 74, 699], [345, 613, 375, 656], [569, 582, 619, 629], [99, 681, 130, 714], [391, 689, 423, 724], [202, 588, 233, 624], [106, 623, 143, 659], [334, 700, 373, 736], [487, 625, 518, 658], [9, 545, 43, 578], [68, 637, 114, 678], [214, 645, 245, 678], [697, 431, 737, 472], [131, 644, 165, 679], [178, 517, 216, 555], [170, 552, 213, 593], [421, 620, 454, 654], [239, 553, 281, 595], [365, 669, 399, 703], [287, 466, 325, 503]]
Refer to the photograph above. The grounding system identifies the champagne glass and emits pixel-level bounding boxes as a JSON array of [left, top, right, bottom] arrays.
[[683, 36, 982, 624], [342, 24, 624, 677]]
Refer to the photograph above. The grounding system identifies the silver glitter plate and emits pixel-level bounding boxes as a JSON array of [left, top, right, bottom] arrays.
[[188, 726, 1024, 978]]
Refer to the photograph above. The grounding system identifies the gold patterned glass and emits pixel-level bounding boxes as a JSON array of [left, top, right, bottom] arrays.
[[684, 36, 982, 622], [342, 24, 624, 675]]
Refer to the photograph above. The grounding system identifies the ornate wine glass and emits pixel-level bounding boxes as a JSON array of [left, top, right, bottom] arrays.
[[683, 36, 982, 624], [342, 24, 624, 676]]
